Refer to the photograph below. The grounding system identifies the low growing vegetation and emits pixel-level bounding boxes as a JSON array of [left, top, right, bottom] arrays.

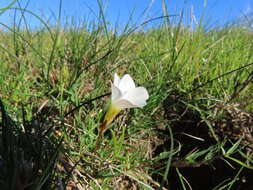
[[1, 1, 253, 189]]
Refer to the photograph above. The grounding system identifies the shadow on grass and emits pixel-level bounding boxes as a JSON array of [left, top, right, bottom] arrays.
[[152, 91, 253, 190], [0, 99, 62, 190]]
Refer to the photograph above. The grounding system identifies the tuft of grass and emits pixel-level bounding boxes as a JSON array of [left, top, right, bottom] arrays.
[[0, 99, 62, 189]]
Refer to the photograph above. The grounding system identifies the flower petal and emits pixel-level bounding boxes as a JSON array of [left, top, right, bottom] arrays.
[[113, 99, 137, 109], [116, 87, 149, 108], [113, 73, 120, 87], [118, 74, 135, 92], [111, 83, 122, 101]]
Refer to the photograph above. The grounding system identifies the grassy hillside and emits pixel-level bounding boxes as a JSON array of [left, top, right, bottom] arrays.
[[1, 4, 253, 190]]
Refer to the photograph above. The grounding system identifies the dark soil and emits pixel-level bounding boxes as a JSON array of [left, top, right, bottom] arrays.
[[151, 92, 253, 190]]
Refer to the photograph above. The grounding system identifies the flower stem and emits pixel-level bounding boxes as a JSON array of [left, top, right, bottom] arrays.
[[93, 121, 107, 152]]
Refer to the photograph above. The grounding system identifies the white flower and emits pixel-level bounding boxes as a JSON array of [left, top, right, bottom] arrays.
[[103, 73, 149, 126], [111, 73, 149, 109]]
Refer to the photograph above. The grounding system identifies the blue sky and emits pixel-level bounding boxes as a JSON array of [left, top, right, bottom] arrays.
[[0, 0, 253, 29]]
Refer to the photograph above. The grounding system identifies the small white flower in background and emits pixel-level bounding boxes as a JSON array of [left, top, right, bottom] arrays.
[[103, 73, 149, 126]]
